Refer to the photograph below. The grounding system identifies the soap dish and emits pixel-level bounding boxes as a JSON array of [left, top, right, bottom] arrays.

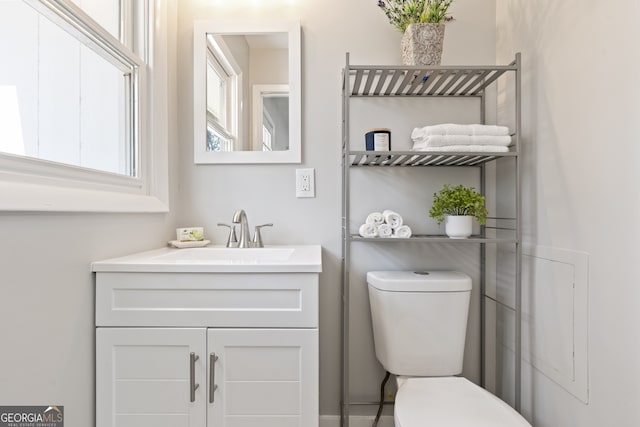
[[168, 239, 211, 249]]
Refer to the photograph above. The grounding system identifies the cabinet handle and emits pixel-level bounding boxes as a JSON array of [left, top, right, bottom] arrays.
[[209, 353, 219, 403], [190, 352, 200, 402]]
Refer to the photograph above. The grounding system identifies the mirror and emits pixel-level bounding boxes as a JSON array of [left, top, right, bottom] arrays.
[[193, 20, 301, 164]]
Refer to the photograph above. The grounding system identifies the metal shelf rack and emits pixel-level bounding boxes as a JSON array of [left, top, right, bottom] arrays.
[[348, 150, 516, 167], [349, 234, 518, 244], [341, 53, 522, 427]]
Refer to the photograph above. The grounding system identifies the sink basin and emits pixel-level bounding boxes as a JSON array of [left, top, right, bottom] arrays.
[[91, 245, 322, 273], [154, 247, 295, 262]]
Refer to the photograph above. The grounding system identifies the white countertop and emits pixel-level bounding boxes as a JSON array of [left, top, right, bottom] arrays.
[[92, 245, 323, 273]]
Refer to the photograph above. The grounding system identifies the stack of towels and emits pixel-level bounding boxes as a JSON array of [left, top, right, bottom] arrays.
[[411, 123, 512, 152], [359, 210, 412, 238]]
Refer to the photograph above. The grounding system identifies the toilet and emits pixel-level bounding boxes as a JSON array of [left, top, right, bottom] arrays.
[[367, 270, 531, 427]]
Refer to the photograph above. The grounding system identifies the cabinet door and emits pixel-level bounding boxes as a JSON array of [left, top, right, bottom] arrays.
[[208, 328, 318, 427], [97, 328, 207, 427]]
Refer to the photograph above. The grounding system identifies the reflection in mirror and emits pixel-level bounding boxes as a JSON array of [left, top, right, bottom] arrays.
[[253, 85, 289, 152], [194, 21, 301, 164], [204, 34, 242, 153]]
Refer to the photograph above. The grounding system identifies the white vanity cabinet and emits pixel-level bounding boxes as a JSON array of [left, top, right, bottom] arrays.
[[207, 328, 317, 427], [96, 327, 208, 427], [93, 259, 320, 427]]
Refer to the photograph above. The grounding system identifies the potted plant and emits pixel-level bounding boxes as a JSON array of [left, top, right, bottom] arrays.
[[377, 0, 454, 66], [429, 184, 488, 239]]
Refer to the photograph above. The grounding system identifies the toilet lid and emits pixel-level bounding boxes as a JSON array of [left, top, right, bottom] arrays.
[[395, 377, 531, 427]]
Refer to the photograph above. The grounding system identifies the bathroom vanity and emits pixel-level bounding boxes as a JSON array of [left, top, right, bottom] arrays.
[[92, 245, 321, 427]]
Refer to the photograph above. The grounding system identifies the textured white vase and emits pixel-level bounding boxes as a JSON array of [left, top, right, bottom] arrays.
[[401, 23, 445, 66], [445, 215, 473, 239]]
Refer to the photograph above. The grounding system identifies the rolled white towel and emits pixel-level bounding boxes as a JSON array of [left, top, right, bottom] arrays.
[[412, 144, 509, 153], [377, 223, 393, 238], [382, 209, 403, 229], [359, 223, 378, 238], [411, 124, 510, 139], [411, 134, 512, 148], [392, 225, 412, 238], [365, 212, 385, 226]]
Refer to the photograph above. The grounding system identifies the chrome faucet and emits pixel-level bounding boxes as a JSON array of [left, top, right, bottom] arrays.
[[216, 223, 238, 247], [232, 209, 251, 248], [229, 209, 273, 248]]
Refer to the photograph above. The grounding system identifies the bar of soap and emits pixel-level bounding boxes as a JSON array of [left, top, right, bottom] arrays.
[[176, 227, 205, 242]]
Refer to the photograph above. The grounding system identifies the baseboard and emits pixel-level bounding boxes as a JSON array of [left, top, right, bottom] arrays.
[[319, 415, 394, 427]]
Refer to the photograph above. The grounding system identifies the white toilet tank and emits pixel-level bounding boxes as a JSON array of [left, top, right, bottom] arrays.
[[367, 270, 472, 377]]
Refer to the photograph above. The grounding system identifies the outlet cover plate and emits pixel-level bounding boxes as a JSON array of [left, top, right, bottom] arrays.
[[296, 168, 315, 198]]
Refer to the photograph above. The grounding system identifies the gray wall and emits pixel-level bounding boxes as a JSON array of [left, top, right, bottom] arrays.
[[496, 0, 640, 426], [177, 0, 496, 416]]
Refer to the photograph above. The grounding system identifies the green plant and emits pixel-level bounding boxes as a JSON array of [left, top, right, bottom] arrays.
[[429, 184, 488, 225], [377, 0, 454, 33]]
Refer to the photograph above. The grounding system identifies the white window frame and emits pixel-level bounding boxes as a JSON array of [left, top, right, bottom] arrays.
[[206, 53, 229, 128], [206, 123, 233, 152], [205, 49, 237, 152], [204, 34, 242, 151], [0, 0, 168, 212], [262, 109, 275, 151]]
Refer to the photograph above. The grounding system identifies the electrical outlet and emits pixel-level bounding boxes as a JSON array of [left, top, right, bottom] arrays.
[[296, 168, 315, 198]]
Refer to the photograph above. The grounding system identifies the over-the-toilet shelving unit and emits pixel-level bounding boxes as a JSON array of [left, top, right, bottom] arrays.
[[341, 53, 521, 427]]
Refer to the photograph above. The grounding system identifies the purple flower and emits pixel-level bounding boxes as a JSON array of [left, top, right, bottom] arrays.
[[378, 0, 386, 8]]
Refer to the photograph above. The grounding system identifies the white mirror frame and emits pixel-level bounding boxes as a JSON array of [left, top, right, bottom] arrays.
[[193, 20, 301, 164]]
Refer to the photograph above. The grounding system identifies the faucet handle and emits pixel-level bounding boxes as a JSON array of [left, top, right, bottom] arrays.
[[217, 223, 238, 248], [252, 223, 273, 248]]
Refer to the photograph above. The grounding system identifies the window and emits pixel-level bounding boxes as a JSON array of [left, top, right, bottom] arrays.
[[262, 110, 275, 151], [206, 55, 228, 127], [206, 53, 234, 152], [0, 0, 168, 212], [204, 34, 241, 152]]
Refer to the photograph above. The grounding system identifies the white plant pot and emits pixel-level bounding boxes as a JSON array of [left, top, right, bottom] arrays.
[[445, 215, 473, 239]]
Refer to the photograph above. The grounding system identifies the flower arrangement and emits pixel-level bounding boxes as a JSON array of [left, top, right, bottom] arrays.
[[377, 0, 455, 33], [428, 184, 488, 225]]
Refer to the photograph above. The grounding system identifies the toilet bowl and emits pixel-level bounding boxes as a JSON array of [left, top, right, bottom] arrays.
[[367, 271, 531, 427]]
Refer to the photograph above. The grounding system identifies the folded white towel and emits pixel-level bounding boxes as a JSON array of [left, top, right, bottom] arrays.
[[377, 223, 393, 238], [411, 124, 510, 139], [411, 134, 512, 148], [392, 225, 412, 238], [412, 144, 509, 153], [359, 223, 378, 238], [382, 209, 403, 229], [365, 212, 385, 226]]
